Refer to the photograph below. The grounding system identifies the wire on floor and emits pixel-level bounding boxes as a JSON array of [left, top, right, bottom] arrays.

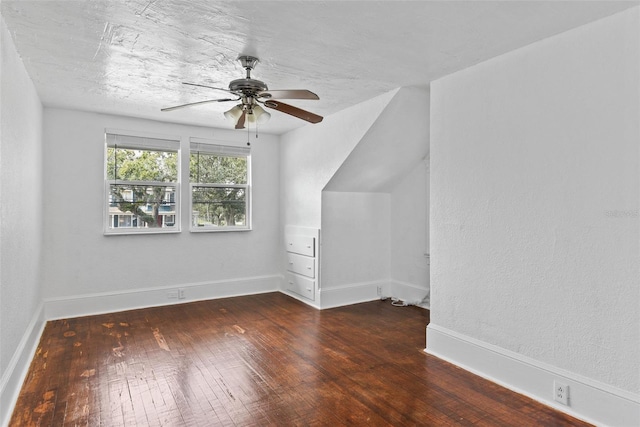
[[380, 294, 430, 308], [391, 297, 409, 307]]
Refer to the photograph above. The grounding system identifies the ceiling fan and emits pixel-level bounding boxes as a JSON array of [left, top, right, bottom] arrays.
[[161, 55, 323, 129]]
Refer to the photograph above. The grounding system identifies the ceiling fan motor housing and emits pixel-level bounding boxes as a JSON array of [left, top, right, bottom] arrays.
[[228, 78, 268, 94], [230, 55, 269, 95]]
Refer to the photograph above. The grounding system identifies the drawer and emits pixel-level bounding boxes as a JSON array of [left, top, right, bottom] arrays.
[[286, 252, 315, 278], [285, 234, 315, 257], [286, 272, 315, 300]]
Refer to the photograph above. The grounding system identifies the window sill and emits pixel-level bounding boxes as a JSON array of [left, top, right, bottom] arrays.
[[104, 229, 181, 236], [190, 227, 252, 233]]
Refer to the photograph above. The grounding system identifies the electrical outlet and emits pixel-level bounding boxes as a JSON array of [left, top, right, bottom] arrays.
[[553, 381, 569, 406], [178, 288, 185, 299], [167, 290, 178, 299], [377, 286, 382, 296]]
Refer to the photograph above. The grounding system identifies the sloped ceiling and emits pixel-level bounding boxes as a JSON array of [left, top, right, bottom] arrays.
[[1, 1, 637, 134], [324, 87, 429, 193]]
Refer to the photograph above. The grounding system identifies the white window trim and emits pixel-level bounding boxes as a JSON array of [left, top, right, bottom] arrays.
[[104, 130, 181, 236], [189, 138, 252, 233]]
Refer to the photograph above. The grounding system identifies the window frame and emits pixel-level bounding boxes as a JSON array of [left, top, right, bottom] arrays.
[[189, 138, 252, 233], [104, 129, 181, 236]]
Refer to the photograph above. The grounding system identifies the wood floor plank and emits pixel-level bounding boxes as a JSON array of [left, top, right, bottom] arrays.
[[9, 293, 592, 426]]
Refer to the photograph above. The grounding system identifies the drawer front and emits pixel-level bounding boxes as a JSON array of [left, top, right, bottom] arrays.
[[285, 235, 315, 257], [286, 252, 315, 278], [286, 272, 315, 300]]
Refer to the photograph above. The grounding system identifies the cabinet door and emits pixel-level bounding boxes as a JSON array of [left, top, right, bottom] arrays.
[[285, 235, 315, 257], [286, 272, 315, 300], [286, 252, 315, 278]]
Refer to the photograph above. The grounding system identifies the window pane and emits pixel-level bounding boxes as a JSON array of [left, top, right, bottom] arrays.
[[190, 153, 247, 184], [109, 184, 177, 229], [107, 148, 178, 182], [192, 187, 246, 227]]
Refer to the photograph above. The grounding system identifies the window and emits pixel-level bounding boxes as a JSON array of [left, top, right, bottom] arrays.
[[105, 131, 180, 234], [190, 139, 251, 231]]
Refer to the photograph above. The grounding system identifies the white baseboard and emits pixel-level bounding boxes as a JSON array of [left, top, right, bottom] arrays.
[[279, 289, 321, 309], [0, 302, 46, 427], [44, 275, 281, 320], [426, 324, 640, 427], [319, 280, 386, 309], [318, 280, 430, 310]]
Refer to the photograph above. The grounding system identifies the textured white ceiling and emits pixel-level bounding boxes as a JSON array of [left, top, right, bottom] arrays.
[[2, 1, 637, 134]]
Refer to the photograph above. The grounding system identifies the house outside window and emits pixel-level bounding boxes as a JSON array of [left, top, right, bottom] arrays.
[[105, 131, 180, 235], [190, 138, 251, 232]]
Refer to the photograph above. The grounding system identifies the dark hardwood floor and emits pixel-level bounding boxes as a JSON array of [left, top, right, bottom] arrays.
[[10, 293, 591, 426]]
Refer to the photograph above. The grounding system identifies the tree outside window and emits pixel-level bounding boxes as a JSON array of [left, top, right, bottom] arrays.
[[105, 132, 180, 234], [190, 140, 251, 231]]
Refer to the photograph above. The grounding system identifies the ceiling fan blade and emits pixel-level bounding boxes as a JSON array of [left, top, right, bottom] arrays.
[[161, 98, 237, 112], [263, 100, 323, 124], [182, 82, 233, 93], [235, 111, 246, 129], [258, 89, 319, 100]]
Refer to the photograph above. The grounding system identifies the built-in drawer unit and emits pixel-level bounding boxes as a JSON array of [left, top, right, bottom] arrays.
[[285, 272, 315, 300], [286, 252, 315, 278], [285, 229, 319, 303], [286, 235, 315, 257]]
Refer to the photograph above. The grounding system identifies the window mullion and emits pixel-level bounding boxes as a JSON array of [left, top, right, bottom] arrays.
[[108, 180, 177, 187]]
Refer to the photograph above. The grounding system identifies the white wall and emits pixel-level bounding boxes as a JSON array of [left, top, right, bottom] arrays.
[[0, 17, 44, 422], [390, 158, 430, 303], [321, 88, 430, 307], [279, 90, 397, 307], [321, 191, 390, 289], [280, 90, 397, 229], [324, 87, 430, 193], [281, 88, 430, 308], [41, 109, 281, 307], [428, 7, 639, 424]]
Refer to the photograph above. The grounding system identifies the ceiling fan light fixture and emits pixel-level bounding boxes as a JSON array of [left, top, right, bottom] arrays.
[[245, 112, 256, 126], [224, 105, 243, 121], [252, 105, 271, 124]]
